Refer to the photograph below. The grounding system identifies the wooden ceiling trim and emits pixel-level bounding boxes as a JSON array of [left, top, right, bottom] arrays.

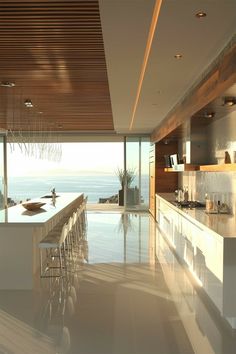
[[0, 2, 98, 7], [0, 20, 101, 24], [0, 1, 99, 7]]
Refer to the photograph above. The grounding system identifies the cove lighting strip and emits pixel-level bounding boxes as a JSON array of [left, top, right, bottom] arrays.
[[129, 0, 163, 131]]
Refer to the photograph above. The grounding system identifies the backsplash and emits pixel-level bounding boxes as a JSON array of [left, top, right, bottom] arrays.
[[209, 110, 236, 164], [179, 110, 236, 213], [181, 171, 236, 213]]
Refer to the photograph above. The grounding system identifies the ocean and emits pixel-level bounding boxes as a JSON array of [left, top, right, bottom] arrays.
[[8, 175, 149, 204]]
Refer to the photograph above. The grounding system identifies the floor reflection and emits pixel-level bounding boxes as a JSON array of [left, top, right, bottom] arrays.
[[0, 212, 235, 353], [35, 273, 82, 354]]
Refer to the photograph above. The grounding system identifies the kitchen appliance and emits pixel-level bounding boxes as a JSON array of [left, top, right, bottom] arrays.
[[171, 200, 205, 208], [170, 154, 179, 166]]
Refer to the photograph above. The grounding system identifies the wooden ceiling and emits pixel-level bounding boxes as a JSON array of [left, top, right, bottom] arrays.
[[0, 0, 114, 132]]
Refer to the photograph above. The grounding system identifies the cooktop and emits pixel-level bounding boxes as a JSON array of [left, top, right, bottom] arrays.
[[171, 200, 205, 208]]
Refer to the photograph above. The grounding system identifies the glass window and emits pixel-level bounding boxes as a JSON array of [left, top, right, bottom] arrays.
[[125, 137, 150, 211]]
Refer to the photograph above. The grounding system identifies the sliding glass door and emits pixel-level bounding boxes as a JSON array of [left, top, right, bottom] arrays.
[[124, 137, 149, 211]]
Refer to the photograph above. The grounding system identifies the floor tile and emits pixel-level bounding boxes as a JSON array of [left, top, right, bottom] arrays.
[[0, 212, 235, 353]]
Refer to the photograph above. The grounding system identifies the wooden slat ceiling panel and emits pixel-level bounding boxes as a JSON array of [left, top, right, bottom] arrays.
[[0, 0, 114, 132]]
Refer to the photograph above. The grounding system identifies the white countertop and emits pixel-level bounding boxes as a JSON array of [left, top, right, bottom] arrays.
[[0, 193, 83, 225], [156, 193, 236, 239]]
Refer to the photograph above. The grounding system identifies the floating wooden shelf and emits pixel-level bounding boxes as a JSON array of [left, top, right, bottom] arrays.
[[165, 163, 236, 172], [164, 164, 199, 172], [164, 167, 176, 172], [199, 163, 236, 172]]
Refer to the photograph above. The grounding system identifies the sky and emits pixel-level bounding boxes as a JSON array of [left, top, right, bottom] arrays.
[[7, 142, 124, 177]]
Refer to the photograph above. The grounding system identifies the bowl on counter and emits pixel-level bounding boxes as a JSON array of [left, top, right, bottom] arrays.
[[22, 202, 46, 211]]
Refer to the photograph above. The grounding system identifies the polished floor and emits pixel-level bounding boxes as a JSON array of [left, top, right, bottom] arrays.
[[0, 211, 236, 354]]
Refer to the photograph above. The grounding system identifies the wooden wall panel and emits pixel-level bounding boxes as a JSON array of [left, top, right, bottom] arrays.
[[149, 144, 156, 217], [155, 141, 178, 193]]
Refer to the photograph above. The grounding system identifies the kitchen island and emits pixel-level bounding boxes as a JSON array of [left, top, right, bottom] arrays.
[[0, 193, 84, 289], [156, 193, 236, 329]]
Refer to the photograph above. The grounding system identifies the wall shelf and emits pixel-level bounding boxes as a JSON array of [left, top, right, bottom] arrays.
[[165, 163, 236, 172], [164, 164, 199, 172], [199, 163, 236, 172]]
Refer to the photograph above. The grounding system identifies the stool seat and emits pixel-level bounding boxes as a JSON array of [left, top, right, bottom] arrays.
[[38, 197, 88, 278], [39, 232, 62, 249], [39, 223, 68, 278]]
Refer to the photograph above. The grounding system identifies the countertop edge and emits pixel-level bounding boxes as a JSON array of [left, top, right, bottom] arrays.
[[0, 193, 83, 225], [156, 193, 235, 239]]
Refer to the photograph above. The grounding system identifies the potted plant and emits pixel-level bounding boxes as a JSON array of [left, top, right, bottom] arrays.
[[116, 168, 136, 206]]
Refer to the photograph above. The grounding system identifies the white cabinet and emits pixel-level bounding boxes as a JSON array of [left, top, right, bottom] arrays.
[[181, 215, 202, 276], [180, 213, 224, 313], [155, 194, 227, 319], [157, 197, 174, 246], [172, 208, 183, 257]]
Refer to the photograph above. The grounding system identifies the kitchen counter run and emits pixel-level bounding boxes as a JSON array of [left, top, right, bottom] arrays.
[[156, 193, 236, 238], [0, 193, 83, 225]]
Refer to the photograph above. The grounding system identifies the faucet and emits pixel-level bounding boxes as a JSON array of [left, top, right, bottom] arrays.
[[174, 189, 183, 202], [51, 188, 56, 203]]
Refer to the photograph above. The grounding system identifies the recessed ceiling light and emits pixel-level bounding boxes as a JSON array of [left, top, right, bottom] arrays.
[[37, 111, 43, 114], [204, 112, 215, 118], [174, 54, 183, 59], [24, 99, 33, 108], [0, 81, 15, 87], [195, 11, 207, 19], [222, 97, 236, 106]]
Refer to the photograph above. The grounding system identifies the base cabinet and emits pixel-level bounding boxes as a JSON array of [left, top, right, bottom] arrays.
[[155, 195, 236, 325]]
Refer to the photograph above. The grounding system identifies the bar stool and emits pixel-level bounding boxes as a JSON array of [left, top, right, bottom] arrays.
[[74, 206, 83, 241], [65, 211, 78, 253], [68, 208, 83, 249], [39, 222, 68, 278], [72, 210, 79, 244], [80, 196, 88, 234]]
